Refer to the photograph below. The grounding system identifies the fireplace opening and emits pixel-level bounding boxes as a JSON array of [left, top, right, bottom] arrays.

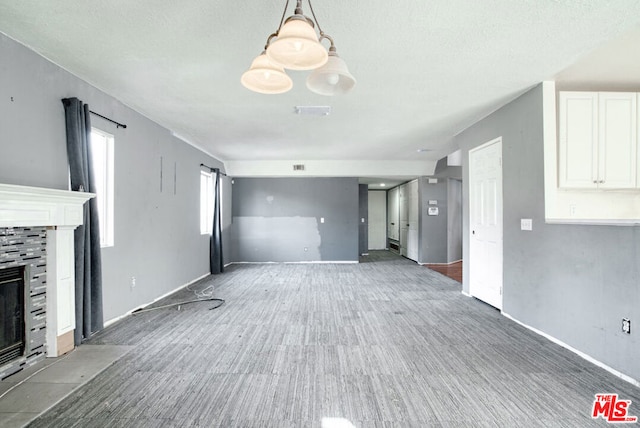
[[0, 266, 27, 366]]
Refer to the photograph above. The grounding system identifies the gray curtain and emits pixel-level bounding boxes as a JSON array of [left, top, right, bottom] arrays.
[[61, 97, 104, 345], [210, 169, 224, 274]]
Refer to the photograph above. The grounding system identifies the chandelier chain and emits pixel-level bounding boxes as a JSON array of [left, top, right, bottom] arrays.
[[276, 0, 291, 34], [307, 0, 324, 36]]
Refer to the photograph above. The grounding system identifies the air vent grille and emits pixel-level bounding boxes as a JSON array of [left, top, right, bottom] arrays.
[[294, 106, 331, 116], [293, 164, 305, 171]]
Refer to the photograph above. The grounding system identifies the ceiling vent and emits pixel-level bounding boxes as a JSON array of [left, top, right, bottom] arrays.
[[293, 164, 306, 171], [294, 106, 332, 116]]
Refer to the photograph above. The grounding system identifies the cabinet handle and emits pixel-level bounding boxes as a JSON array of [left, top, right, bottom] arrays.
[[593, 180, 598, 184], [599, 180, 605, 184]]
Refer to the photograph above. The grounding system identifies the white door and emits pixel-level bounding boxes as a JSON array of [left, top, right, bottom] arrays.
[[469, 138, 503, 310], [399, 184, 408, 256], [387, 187, 399, 241], [406, 180, 419, 261], [368, 190, 387, 250]]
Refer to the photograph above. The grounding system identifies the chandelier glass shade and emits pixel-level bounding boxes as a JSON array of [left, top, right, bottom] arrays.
[[306, 46, 356, 96], [241, 0, 355, 96], [266, 16, 328, 70], [241, 52, 293, 94]]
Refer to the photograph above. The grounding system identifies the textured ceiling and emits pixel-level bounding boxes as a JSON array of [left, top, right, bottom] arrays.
[[1, 1, 640, 166]]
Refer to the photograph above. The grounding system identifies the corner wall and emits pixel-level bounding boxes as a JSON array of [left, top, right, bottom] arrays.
[[0, 33, 226, 323], [418, 177, 448, 264], [457, 83, 640, 382], [358, 184, 368, 255]]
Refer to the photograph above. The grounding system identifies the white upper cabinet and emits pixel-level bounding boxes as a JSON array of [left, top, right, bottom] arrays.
[[559, 92, 598, 188], [559, 91, 637, 189], [599, 93, 637, 188]]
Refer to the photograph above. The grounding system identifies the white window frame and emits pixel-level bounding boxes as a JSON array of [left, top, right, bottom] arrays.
[[200, 170, 215, 235], [90, 128, 115, 247]]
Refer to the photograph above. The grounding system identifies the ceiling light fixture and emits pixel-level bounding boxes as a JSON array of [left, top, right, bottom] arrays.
[[241, 0, 355, 96]]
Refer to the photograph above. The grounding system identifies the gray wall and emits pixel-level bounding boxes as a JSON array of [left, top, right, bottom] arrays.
[[0, 33, 227, 323], [221, 175, 233, 267], [419, 159, 463, 265], [358, 184, 368, 255], [457, 84, 640, 381], [447, 179, 463, 262], [231, 178, 359, 262], [418, 177, 448, 264]]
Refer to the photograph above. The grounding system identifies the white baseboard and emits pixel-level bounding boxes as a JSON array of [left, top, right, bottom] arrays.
[[104, 272, 210, 328], [421, 259, 463, 266], [229, 260, 359, 265], [502, 312, 640, 388]]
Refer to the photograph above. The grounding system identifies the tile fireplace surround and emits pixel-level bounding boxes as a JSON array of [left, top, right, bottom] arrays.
[[0, 183, 93, 379]]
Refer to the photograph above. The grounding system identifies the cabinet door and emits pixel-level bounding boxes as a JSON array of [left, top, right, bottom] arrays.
[[559, 92, 598, 188], [598, 93, 637, 189]]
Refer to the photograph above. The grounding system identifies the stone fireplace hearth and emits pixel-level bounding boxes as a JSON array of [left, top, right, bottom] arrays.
[[0, 183, 93, 379]]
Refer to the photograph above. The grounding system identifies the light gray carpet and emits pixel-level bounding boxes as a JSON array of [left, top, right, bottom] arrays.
[[29, 251, 640, 427]]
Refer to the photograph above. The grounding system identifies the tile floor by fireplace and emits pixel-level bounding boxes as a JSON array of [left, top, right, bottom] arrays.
[[0, 345, 132, 427]]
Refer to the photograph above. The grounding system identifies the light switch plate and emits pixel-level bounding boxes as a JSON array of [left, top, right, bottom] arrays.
[[521, 219, 532, 231]]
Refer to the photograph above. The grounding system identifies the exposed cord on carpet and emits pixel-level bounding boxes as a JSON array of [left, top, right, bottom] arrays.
[[131, 282, 225, 315]]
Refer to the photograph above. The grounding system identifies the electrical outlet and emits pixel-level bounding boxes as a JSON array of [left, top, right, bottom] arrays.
[[520, 219, 532, 231], [131, 276, 136, 288], [622, 318, 631, 334]]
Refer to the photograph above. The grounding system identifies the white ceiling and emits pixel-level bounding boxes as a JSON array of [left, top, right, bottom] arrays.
[[1, 1, 640, 171]]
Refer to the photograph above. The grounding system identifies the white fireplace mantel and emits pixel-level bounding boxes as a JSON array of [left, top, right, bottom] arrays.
[[0, 183, 95, 357], [0, 183, 94, 228]]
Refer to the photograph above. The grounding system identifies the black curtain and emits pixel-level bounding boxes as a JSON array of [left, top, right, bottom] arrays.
[[61, 97, 104, 345], [210, 169, 224, 274]]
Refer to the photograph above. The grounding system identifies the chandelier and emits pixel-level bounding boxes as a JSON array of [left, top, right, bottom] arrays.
[[241, 0, 356, 96]]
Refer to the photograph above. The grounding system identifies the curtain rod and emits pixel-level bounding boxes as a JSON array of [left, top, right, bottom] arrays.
[[90, 110, 127, 129], [200, 163, 227, 176]]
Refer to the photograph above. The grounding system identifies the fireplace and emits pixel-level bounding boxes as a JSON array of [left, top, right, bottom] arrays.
[[0, 183, 93, 379], [0, 227, 47, 378], [0, 266, 28, 366]]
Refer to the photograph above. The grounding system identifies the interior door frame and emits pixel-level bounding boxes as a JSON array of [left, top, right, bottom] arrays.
[[468, 137, 504, 310]]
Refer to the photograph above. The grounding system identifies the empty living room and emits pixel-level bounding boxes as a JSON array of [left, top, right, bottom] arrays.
[[1, 2, 640, 427]]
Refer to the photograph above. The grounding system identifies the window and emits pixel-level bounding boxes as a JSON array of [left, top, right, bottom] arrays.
[[90, 128, 115, 247], [200, 170, 214, 235]]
